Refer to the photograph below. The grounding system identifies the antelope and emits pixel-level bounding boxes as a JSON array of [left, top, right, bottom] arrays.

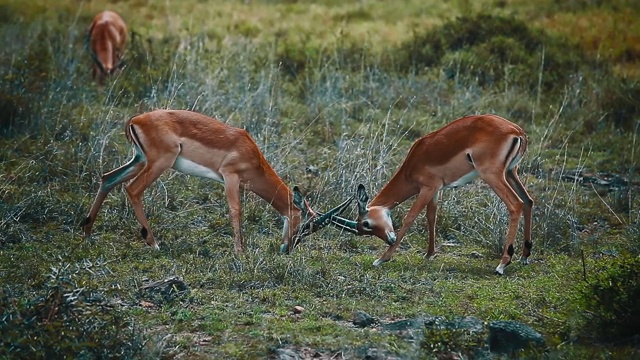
[[81, 110, 352, 253], [330, 114, 534, 275], [86, 11, 127, 85]]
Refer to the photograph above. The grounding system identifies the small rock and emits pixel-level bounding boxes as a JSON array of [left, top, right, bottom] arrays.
[[381, 318, 423, 332], [469, 251, 482, 259], [424, 315, 484, 333], [275, 348, 300, 360], [441, 242, 460, 247], [141, 276, 189, 295], [292, 305, 305, 314], [305, 165, 320, 177], [353, 310, 376, 328], [140, 300, 156, 308], [487, 320, 545, 354]]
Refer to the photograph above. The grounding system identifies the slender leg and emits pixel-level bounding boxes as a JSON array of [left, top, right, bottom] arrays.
[[506, 167, 534, 262], [283, 210, 302, 254], [480, 172, 524, 275], [373, 187, 436, 266], [425, 198, 438, 257], [82, 153, 145, 238], [222, 174, 244, 254]]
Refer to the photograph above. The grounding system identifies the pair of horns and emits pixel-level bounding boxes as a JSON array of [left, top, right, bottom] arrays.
[[290, 186, 354, 247], [292, 184, 369, 241]]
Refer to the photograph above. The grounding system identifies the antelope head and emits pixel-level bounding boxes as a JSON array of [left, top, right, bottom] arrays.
[[86, 11, 128, 85], [328, 184, 397, 246]]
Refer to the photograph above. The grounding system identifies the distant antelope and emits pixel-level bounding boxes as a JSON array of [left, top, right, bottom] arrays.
[[81, 110, 352, 253], [330, 114, 534, 275], [86, 11, 127, 85]]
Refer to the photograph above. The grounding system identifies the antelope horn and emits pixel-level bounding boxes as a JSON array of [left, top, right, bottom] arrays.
[[292, 186, 354, 244], [328, 214, 360, 235], [327, 183, 366, 235], [302, 195, 354, 234]]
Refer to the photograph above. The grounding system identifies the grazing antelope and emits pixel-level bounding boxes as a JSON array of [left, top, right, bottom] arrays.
[[81, 110, 352, 253], [86, 11, 127, 85], [330, 114, 534, 275]]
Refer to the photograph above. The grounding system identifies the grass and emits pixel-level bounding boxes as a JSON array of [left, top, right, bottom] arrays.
[[1, 0, 639, 358]]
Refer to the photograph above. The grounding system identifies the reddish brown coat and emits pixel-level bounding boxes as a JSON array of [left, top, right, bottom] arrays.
[[333, 114, 534, 275], [87, 11, 127, 84], [82, 110, 350, 253]]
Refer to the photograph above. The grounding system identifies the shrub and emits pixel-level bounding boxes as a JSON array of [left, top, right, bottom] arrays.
[[394, 14, 595, 94], [597, 78, 640, 130], [0, 264, 145, 359], [579, 253, 640, 341]]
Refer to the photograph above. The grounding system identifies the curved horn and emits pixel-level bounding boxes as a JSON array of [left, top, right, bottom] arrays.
[[292, 186, 353, 245], [322, 184, 366, 236], [328, 214, 360, 235]]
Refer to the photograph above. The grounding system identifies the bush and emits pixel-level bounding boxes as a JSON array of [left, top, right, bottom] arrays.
[[597, 78, 640, 130], [580, 253, 640, 341], [0, 264, 145, 359], [394, 14, 595, 94]]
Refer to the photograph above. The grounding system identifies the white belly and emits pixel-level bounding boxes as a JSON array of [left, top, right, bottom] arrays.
[[444, 170, 479, 189], [173, 156, 224, 183]]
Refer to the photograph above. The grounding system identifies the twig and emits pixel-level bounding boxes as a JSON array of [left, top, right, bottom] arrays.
[[590, 183, 625, 225], [581, 249, 587, 282]]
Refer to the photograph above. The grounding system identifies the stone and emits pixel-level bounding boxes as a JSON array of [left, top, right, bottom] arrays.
[[487, 320, 546, 354], [353, 310, 376, 328]]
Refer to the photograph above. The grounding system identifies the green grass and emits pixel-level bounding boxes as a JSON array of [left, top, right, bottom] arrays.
[[1, 0, 639, 358]]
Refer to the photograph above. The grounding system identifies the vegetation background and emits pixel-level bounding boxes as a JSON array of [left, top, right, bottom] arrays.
[[0, 0, 639, 358]]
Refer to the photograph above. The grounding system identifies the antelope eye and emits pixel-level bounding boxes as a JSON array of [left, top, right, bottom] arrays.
[[361, 220, 372, 230]]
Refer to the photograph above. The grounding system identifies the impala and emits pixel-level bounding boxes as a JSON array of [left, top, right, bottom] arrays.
[[81, 109, 352, 253], [330, 114, 534, 275], [86, 11, 127, 85]]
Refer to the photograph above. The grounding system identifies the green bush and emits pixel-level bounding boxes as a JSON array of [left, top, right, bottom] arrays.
[[0, 264, 145, 359], [394, 14, 594, 93], [580, 253, 640, 341], [597, 78, 640, 130]]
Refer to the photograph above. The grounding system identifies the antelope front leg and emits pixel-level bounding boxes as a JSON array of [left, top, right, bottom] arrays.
[[280, 212, 302, 254], [82, 190, 109, 238], [373, 189, 434, 266]]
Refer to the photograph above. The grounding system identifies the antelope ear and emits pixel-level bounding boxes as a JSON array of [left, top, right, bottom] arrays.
[[356, 184, 368, 216], [293, 186, 315, 218], [292, 186, 305, 212]]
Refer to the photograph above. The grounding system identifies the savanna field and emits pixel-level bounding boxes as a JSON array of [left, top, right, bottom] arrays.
[[1, 0, 639, 358]]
